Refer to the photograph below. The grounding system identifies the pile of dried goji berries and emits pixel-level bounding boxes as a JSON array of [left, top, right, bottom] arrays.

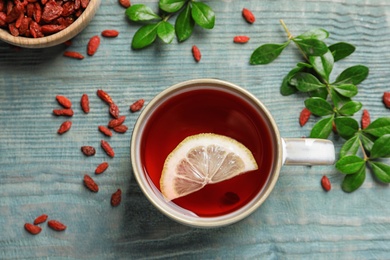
[[0, 0, 90, 38]]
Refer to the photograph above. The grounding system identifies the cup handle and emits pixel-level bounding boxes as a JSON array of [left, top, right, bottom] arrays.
[[282, 138, 335, 165]]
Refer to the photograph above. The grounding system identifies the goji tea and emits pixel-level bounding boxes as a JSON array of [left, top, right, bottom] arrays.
[[140, 86, 275, 217]]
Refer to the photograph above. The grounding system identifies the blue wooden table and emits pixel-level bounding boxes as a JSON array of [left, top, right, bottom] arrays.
[[1, 0, 389, 258]]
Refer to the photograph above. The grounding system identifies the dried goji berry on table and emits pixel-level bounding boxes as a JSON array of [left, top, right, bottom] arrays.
[[101, 140, 115, 158], [113, 124, 128, 133], [129, 99, 144, 112], [33, 214, 48, 225], [57, 121, 72, 134], [383, 92, 390, 108], [87, 35, 100, 56], [80, 93, 90, 113], [98, 125, 112, 137], [53, 109, 74, 116], [108, 115, 126, 128], [48, 220, 67, 231], [321, 175, 331, 191], [84, 174, 99, 192], [361, 109, 371, 129], [299, 107, 311, 127], [95, 162, 109, 175], [233, 36, 250, 43], [56, 95, 72, 109], [81, 146, 96, 156], [24, 223, 42, 235], [242, 8, 255, 24], [101, 29, 119, 38], [109, 103, 119, 118], [111, 189, 122, 207], [118, 0, 131, 8], [97, 89, 113, 105], [63, 51, 84, 60], [192, 45, 201, 62]]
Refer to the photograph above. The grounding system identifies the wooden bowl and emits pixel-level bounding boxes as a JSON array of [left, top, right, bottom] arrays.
[[0, 0, 101, 48]]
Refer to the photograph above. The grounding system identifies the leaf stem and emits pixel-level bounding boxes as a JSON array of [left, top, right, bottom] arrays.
[[358, 132, 369, 161], [280, 20, 309, 62]]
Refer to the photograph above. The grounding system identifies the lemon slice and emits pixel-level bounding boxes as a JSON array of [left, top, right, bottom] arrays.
[[160, 133, 258, 201]]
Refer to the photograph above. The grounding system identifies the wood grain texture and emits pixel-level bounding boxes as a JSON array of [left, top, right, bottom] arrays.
[[1, 0, 390, 258]]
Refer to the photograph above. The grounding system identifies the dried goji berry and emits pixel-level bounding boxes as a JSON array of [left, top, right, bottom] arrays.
[[33, 214, 48, 225], [192, 45, 201, 62], [321, 175, 331, 191], [41, 0, 63, 23], [56, 95, 72, 108], [80, 93, 90, 113], [383, 92, 390, 109], [118, 0, 131, 8], [101, 140, 115, 158], [361, 109, 370, 129], [299, 107, 311, 127], [47, 220, 67, 231], [53, 109, 74, 116], [57, 121, 72, 134], [41, 24, 65, 35], [63, 51, 84, 60], [101, 29, 119, 38], [95, 162, 109, 175], [81, 146, 96, 156], [129, 99, 144, 112], [113, 124, 128, 133], [97, 89, 113, 105], [98, 125, 112, 137], [233, 36, 250, 43], [108, 115, 126, 128], [87, 35, 100, 56], [109, 103, 119, 118], [84, 174, 99, 192], [111, 189, 122, 207], [24, 223, 42, 235], [222, 192, 240, 205], [242, 8, 255, 24]]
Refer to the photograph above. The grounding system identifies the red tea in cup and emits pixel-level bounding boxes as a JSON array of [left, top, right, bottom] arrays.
[[139, 84, 275, 217]]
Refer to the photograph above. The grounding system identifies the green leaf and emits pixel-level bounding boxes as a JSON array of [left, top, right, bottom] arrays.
[[159, 0, 186, 13], [126, 4, 161, 22], [336, 155, 365, 174], [363, 117, 390, 137], [310, 116, 333, 139], [250, 42, 290, 65], [293, 38, 328, 56], [341, 166, 366, 192], [334, 65, 369, 85], [360, 133, 375, 153], [289, 72, 326, 92], [309, 50, 334, 82], [308, 87, 328, 100], [370, 134, 390, 159], [334, 117, 359, 140], [332, 84, 358, 98], [330, 88, 351, 108], [296, 28, 329, 41], [369, 162, 390, 183], [157, 21, 175, 44], [304, 97, 333, 116], [131, 24, 159, 49], [328, 42, 356, 62], [175, 3, 194, 42], [191, 2, 215, 29], [280, 66, 302, 96], [338, 101, 362, 116], [340, 134, 360, 157]]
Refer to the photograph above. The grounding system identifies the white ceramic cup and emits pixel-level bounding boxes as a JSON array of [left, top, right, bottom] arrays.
[[131, 79, 335, 228]]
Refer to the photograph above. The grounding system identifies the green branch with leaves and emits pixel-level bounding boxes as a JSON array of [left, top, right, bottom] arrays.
[[250, 20, 390, 192], [125, 0, 215, 49]]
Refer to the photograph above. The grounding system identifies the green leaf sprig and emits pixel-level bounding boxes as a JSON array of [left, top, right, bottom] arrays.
[[250, 20, 390, 192], [125, 0, 215, 49]]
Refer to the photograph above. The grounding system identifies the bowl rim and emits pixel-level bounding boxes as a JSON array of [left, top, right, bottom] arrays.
[[0, 0, 102, 48]]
